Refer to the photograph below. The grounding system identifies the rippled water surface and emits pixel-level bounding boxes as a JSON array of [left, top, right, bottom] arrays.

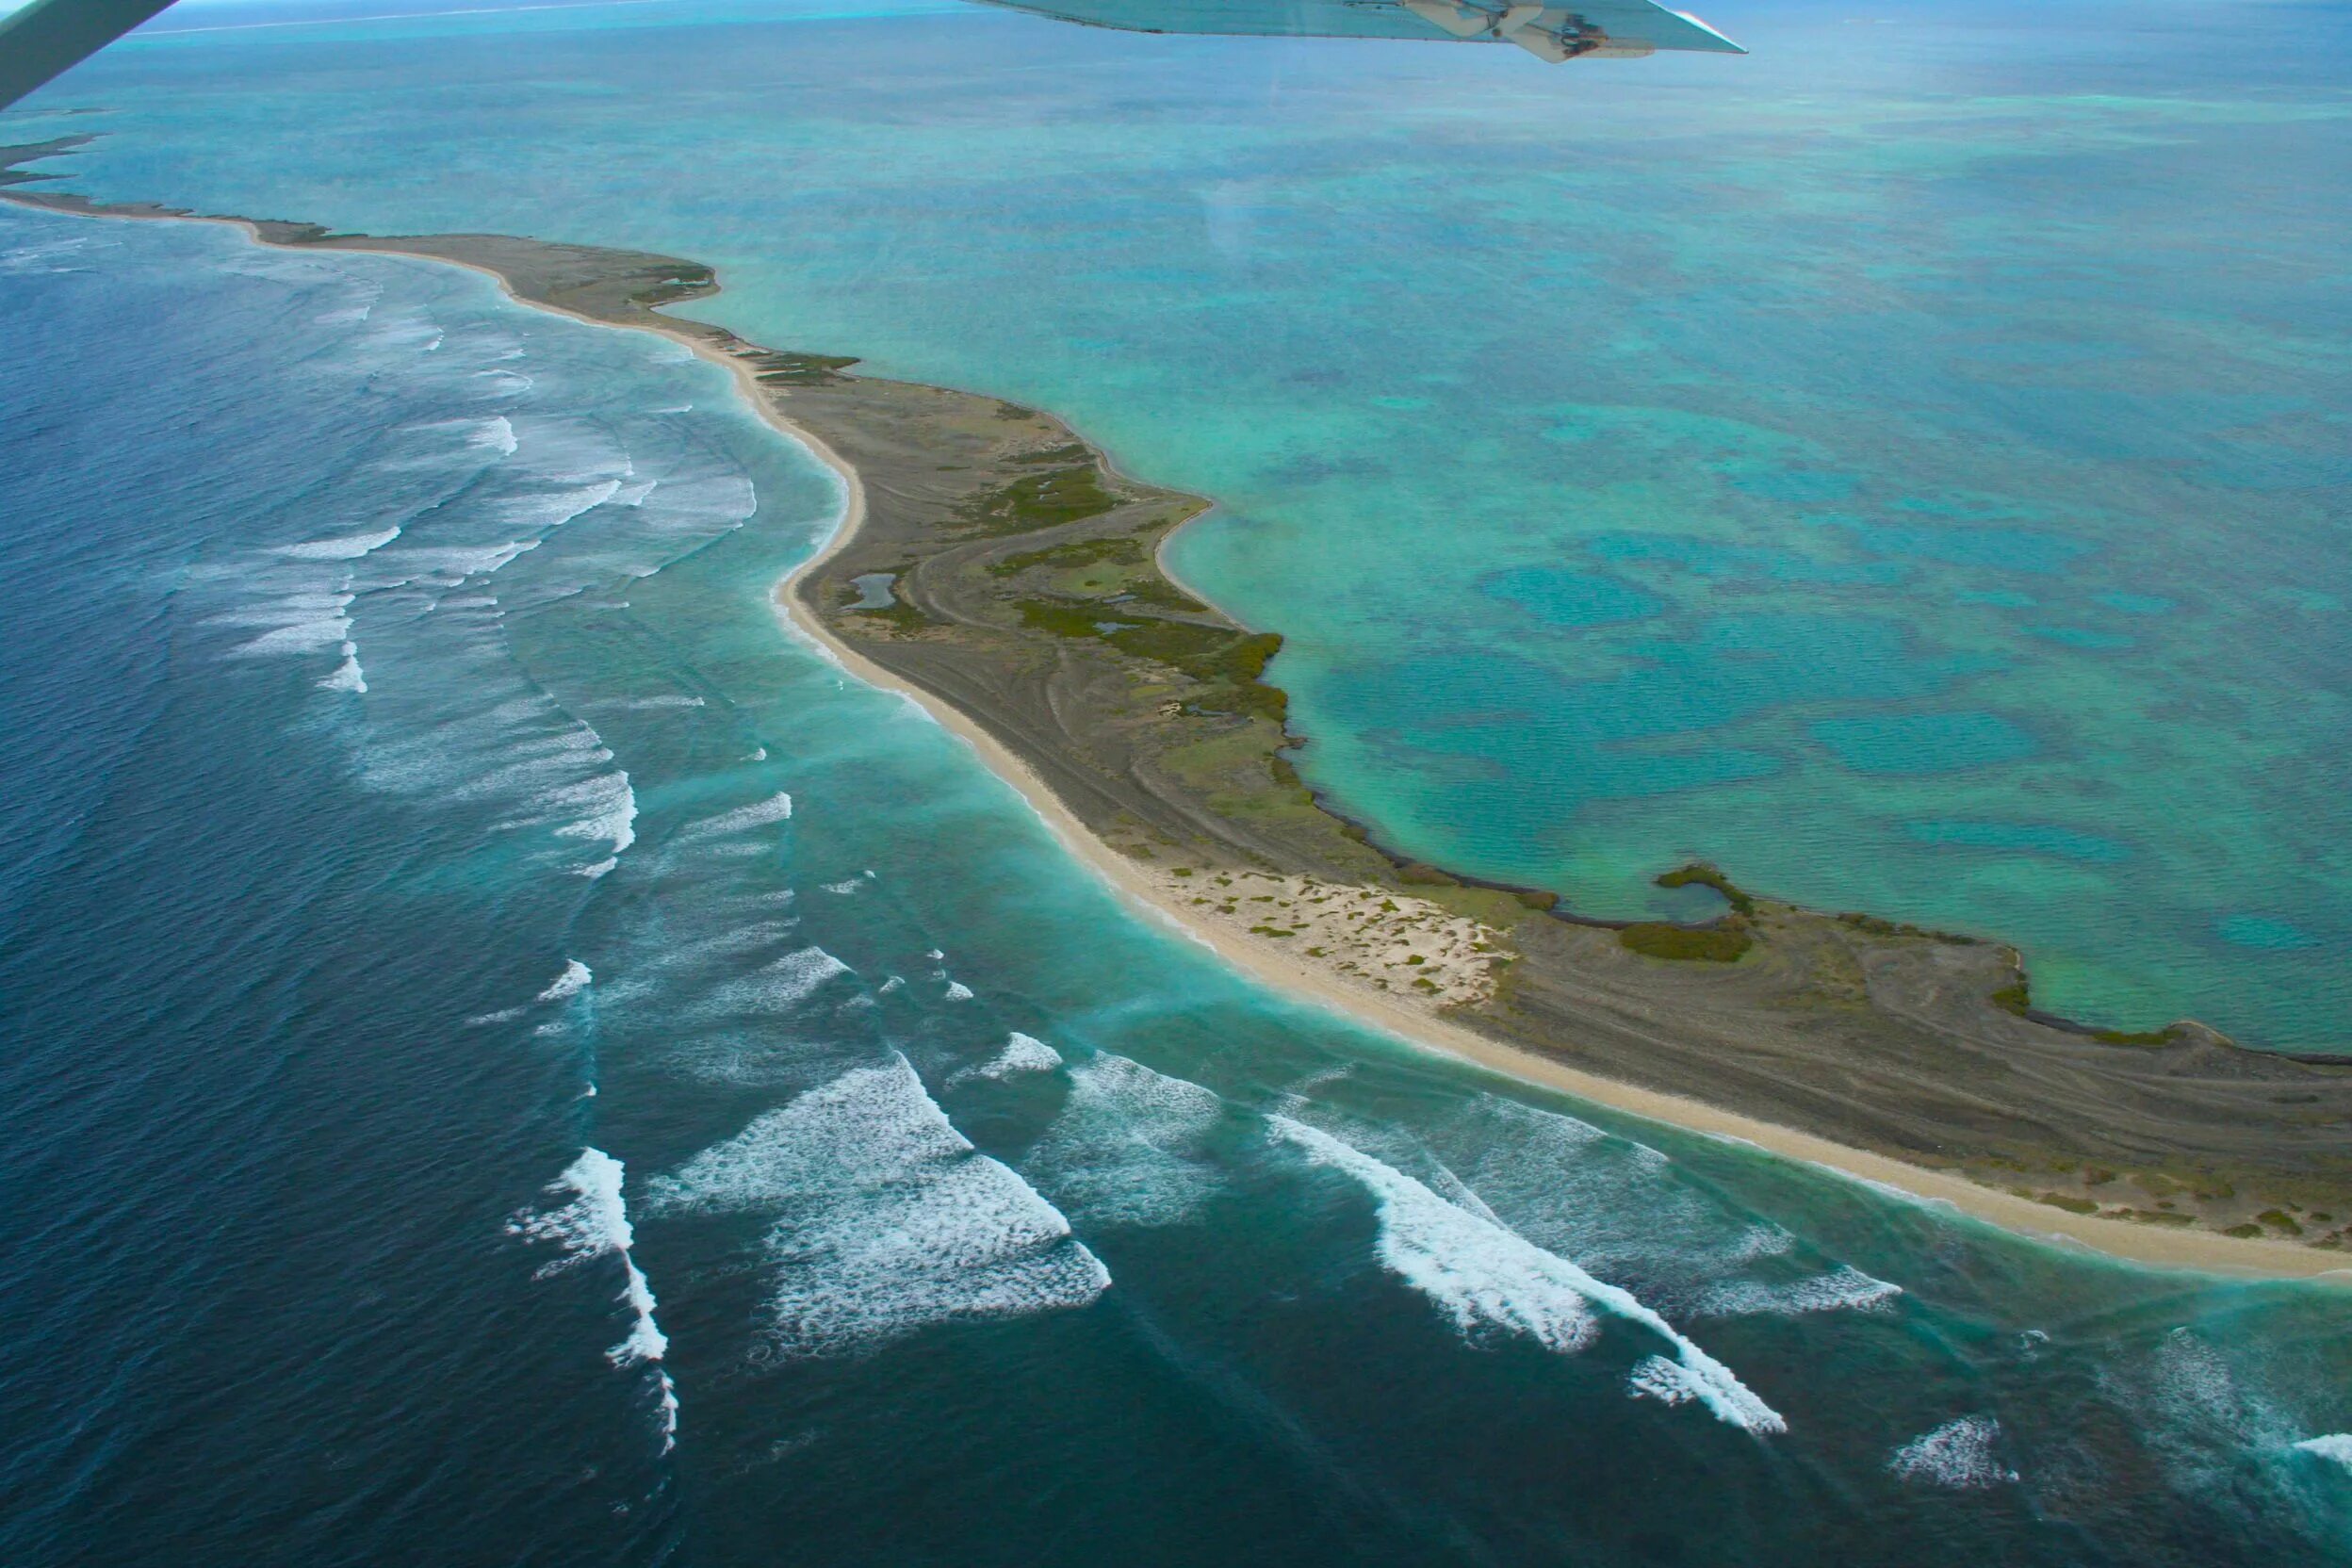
[[3, 190, 2349, 1568], [4, 3, 2350, 1560]]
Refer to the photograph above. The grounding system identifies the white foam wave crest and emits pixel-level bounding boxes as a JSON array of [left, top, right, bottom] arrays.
[[942, 980, 974, 1002], [318, 645, 368, 694], [215, 589, 356, 660], [652, 1373, 680, 1452], [1689, 1266, 1902, 1319], [538, 960, 593, 1002], [2124, 1324, 2316, 1487], [206, 590, 353, 629], [2296, 1434, 2352, 1471], [1029, 1054, 1224, 1228], [356, 690, 643, 873], [1887, 1416, 2017, 1488], [547, 768, 637, 858], [311, 279, 382, 325], [236, 616, 353, 657], [1274, 1116, 1595, 1354], [953, 1032, 1064, 1084], [491, 478, 624, 531], [697, 946, 851, 1017], [683, 792, 793, 840], [664, 923, 805, 966], [508, 1148, 674, 1445], [1429, 1093, 1874, 1316], [1271, 1117, 1784, 1433], [636, 473, 757, 531], [364, 313, 447, 355], [278, 526, 402, 561], [645, 1055, 1108, 1357], [398, 538, 542, 581], [0, 232, 110, 274], [470, 416, 519, 455]]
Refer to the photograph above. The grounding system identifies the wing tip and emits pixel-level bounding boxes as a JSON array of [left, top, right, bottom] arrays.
[[1666, 8, 1746, 53]]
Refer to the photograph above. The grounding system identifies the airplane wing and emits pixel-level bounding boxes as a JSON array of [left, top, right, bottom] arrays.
[[1, 0, 182, 111], [1, 0, 1739, 116], [972, 0, 1744, 59]]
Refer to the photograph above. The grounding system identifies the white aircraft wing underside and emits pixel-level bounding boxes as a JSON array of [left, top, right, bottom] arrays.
[[973, 0, 1744, 57]]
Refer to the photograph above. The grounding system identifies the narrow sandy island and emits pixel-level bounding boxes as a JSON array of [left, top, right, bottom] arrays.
[[9, 140, 2348, 1280]]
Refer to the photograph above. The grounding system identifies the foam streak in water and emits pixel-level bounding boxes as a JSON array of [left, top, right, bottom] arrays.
[[952, 1032, 1063, 1084], [2296, 1434, 2352, 1472], [508, 1149, 677, 1449], [1028, 1054, 1223, 1228], [537, 960, 593, 1002], [683, 792, 793, 839], [647, 1055, 1107, 1358], [1271, 1117, 1783, 1433], [278, 525, 402, 560], [319, 644, 368, 694], [1690, 1266, 1903, 1319], [697, 946, 849, 1016], [1888, 1416, 2017, 1488]]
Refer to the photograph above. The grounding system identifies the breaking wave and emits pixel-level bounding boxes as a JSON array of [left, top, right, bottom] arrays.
[[952, 1032, 1064, 1084], [1887, 1416, 2017, 1488], [682, 792, 793, 841], [1689, 1266, 1903, 1319], [469, 415, 519, 455], [547, 768, 637, 858], [507, 1150, 676, 1448], [697, 946, 851, 1017], [278, 526, 402, 561], [2296, 1434, 2352, 1472], [318, 645, 368, 694], [1028, 1054, 1224, 1228], [645, 1055, 1108, 1357], [537, 960, 593, 1002], [1271, 1117, 1784, 1433]]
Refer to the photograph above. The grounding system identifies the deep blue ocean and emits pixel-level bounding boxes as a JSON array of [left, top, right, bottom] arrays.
[[4, 0, 2352, 1560]]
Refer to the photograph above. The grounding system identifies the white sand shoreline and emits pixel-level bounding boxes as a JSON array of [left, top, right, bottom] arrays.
[[22, 196, 2344, 1283]]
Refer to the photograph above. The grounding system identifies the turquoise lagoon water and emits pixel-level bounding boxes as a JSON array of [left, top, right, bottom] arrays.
[[6, 183, 2352, 1568], [8, 0, 2346, 1046]]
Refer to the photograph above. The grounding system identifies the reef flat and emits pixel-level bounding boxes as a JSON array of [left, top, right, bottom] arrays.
[[11, 138, 2347, 1269]]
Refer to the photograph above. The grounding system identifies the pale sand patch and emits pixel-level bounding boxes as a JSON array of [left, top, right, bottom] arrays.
[[1155, 869, 1506, 1011]]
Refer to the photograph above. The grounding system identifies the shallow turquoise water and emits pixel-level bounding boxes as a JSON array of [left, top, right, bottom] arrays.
[[8, 0, 2345, 1047]]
